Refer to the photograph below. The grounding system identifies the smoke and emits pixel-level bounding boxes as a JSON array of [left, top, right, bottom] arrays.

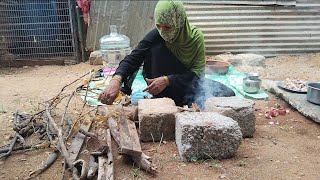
[[192, 78, 235, 109]]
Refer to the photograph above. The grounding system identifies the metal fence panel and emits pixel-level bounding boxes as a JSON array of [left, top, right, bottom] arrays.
[[86, 0, 157, 51], [0, 0, 77, 62]]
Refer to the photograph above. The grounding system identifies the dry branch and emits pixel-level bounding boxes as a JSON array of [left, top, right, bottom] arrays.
[[0, 134, 18, 159], [45, 104, 80, 180]]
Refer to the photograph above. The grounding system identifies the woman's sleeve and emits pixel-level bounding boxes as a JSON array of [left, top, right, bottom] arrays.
[[114, 29, 159, 80]]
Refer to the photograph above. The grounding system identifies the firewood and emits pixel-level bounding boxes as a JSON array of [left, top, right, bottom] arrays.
[[108, 116, 158, 175]]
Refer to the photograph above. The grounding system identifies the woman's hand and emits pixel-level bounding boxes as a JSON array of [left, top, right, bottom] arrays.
[[98, 76, 122, 105], [143, 76, 169, 95]]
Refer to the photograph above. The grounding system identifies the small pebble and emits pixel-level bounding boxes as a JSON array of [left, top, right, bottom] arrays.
[[0, 161, 4, 165], [219, 174, 226, 179], [162, 140, 167, 144], [181, 163, 187, 167]]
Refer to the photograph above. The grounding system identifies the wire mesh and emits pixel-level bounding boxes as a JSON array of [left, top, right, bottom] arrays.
[[0, 0, 76, 61]]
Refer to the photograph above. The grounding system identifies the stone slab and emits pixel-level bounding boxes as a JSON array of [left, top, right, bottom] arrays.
[[205, 96, 256, 138], [263, 80, 320, 123], [175, 112, 242, 162], [138, 98, 178, 142]]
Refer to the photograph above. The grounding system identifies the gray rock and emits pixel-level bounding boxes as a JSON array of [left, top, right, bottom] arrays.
[[175, 112, 242, 162], [205, 97, 256, 138], [89, 50, 103, 65], [214, 53, 265, 67], [235, 54, 266, 67], [138, 98, 178, 142]]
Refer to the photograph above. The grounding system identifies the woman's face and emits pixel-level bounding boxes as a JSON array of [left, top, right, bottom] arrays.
[[156, 24, 179, 43]]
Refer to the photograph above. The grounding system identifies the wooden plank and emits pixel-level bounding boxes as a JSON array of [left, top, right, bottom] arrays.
[[105, 129, 114, 180], [119, 114, 142, 157], [97, 156, 107, 180], [68, 119, 92, 162], [108, 116, 157, 175], [127, 119, 142, 155], [108, 117, 121, 145], [95, 128, 113, 180]]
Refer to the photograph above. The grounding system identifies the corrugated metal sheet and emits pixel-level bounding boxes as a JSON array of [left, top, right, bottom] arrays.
[[185, 0, 320, 57], [184, 0, 296, 6], [86, 0, 157, 51]]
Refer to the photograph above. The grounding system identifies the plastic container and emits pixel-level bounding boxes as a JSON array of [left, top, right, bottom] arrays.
[[100, 25, 131, 68]]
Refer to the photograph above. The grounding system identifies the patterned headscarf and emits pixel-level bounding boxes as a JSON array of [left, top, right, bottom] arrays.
[[154, 0, 205, 77]]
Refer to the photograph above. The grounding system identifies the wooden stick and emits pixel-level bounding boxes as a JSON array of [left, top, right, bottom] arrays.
[[0, 142, 50, 154], [72, 159, 88, 180], [106, 129, 114, 180], [87, 155, 98, 179], [45, 105, 80, 180], [29, 150, 59, 177], [0, 134, 18, 159]]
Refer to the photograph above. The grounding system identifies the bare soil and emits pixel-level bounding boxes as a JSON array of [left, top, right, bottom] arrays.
[[0, 53, 320, 180]]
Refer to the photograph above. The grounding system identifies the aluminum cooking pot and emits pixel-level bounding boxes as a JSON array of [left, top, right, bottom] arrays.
[[307, 82, 320, 105], [243, 73, 261, 94]]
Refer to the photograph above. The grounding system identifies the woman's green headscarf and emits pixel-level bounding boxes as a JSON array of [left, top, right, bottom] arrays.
[[154, 0, 205, 77]]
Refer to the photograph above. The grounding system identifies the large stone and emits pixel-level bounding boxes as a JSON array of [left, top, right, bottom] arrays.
[[175, 112, 242, 162], [205, 97, 256, 138], [214, 53, 266, 67], [89, 50, 103, 65], [138, 98, 178, 142]]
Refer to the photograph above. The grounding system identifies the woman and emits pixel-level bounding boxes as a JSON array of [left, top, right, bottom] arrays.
[[99, 0, 234, 106]]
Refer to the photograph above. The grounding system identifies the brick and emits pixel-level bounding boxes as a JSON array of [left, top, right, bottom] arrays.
[[175, 112, 242, 162], [205, 96, 256, 138], [138, 98, 178, 142]]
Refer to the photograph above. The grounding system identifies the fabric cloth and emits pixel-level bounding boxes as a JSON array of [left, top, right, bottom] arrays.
[[154, 0, 205, 77]]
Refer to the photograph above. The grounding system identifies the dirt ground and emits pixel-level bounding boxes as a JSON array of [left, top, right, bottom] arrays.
[[0, 53, 320, 180]]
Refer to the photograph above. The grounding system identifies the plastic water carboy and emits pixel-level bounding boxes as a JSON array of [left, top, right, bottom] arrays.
[[100, 25, 131, 68]]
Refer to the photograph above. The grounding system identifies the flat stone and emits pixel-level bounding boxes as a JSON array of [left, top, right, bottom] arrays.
[[205, 97, 256, 138], [138, 98, 178, 142], [175, 112, 242, 162], [263, 80, 320, 123]]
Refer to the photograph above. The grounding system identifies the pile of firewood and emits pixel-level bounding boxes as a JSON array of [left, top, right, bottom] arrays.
[[0, 70, 158, 180]]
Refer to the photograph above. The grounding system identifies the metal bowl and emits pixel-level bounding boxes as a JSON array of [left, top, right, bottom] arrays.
[[205, 60, 230, 75], [307, 82, 320, 105]]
